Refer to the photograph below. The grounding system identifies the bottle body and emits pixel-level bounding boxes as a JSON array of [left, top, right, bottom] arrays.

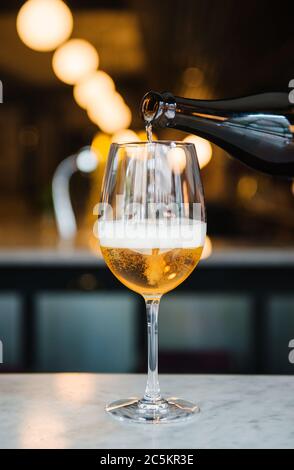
[[141, 91, 294, 177]]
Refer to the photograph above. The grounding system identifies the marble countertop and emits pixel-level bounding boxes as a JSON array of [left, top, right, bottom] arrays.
[[0, 373, 293, 449]]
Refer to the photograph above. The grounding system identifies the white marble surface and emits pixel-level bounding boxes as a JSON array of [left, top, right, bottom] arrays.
[[0, 374, 293, 449]]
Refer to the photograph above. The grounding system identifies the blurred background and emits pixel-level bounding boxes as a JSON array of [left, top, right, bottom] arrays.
[[0, 0, 293, 374]]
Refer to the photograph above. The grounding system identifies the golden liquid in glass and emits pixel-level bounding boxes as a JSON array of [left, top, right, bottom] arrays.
[[101, 246, 203, 296]]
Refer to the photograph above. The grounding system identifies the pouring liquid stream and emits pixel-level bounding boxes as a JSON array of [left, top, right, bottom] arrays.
[[146, 123, 153, 143]]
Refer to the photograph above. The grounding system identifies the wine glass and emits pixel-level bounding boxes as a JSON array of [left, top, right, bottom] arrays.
[[97, 141, 206, 423]]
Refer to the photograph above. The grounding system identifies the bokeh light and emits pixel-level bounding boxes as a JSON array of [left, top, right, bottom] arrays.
[[52, 39, 99, 85], [73, 71, 115, 109], [112, 129, 140, 144], [16, 0, 73, 52], [137, 129, 158, 141], [167, 147, 187, 174], [87, 92, 132, 134], [237, 176, 258, 200], [201, 236, 212, 259], [91, 132, 111, 162], [183, 135, 212, 169], [182, 67, 204, 88], [76, 147, 98, 173]]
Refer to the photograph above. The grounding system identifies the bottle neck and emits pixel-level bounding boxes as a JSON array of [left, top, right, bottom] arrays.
[[141, 91, 294, 139], [140, 90, 294, 177]]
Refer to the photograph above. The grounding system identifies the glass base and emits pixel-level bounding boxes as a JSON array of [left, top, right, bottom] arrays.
[[106, 397, 200, 423]]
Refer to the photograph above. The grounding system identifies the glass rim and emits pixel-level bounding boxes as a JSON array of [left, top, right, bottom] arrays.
[[110, 140, 196, 148]]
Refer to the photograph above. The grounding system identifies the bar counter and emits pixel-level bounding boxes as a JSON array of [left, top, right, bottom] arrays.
[[0, 247, 293, 373], [0, 374, 293, 448]]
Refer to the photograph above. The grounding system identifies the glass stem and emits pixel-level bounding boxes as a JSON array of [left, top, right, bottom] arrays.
[[143, 298, 161, 403]]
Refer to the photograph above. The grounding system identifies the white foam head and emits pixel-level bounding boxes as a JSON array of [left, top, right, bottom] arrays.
[[98, 219, 206, 249]]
